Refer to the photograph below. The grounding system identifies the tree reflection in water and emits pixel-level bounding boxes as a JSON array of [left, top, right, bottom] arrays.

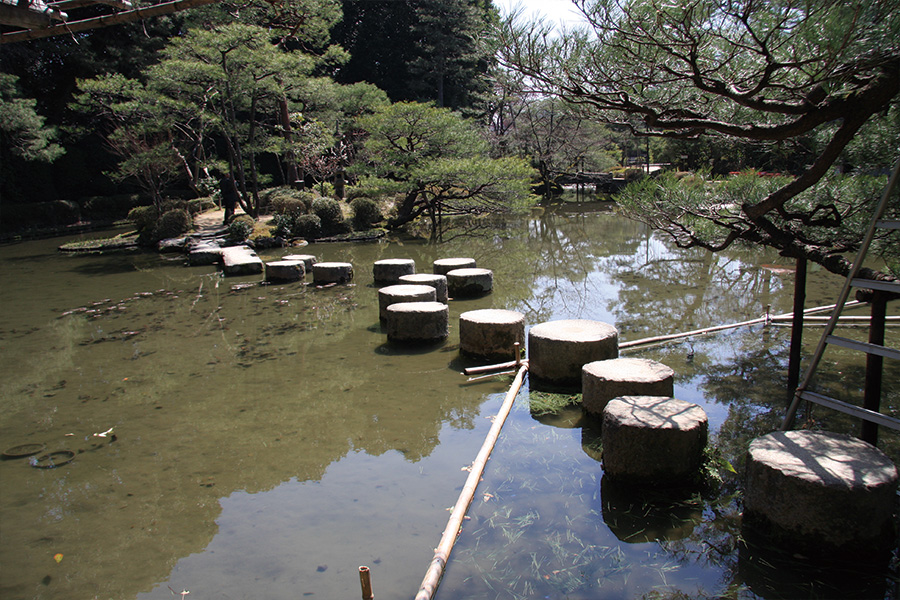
[[1, 205, 897, 600]]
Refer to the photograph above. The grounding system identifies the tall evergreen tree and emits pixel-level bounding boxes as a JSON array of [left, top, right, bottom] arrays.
[[333, 0, 496, 111]]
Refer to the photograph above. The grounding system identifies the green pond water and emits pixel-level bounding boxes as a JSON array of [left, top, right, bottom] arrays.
[[1, 206, 898, 600]]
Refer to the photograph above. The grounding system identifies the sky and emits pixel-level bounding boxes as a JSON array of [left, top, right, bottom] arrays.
[[494, 0, 587, 28]]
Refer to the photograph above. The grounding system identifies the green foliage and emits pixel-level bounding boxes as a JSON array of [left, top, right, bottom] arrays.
[[72, 73, 182, 205], [127, 205, 160, 241], [350, 197, 383, 230], [227, 215, 256, 244], [528, 392, 581, 417], [184, 0, 342, 51], [0, 201, 81, 233], [271, 212, 323, 240], [489, 94, 619, 197], [82, 194, 145, 220], [333, 0, 496, 110], [154, 209, 192, 240], [127, 203, 193, 244], [263, 187, 314, 214], [317, 181, 336, 198], [297, 214, 324, 240], [619, 170, 900, 273], [355, 101, 536, 235], [499, 0, 900, 276], [311, 197, 345, 234], [0, 74, 64, 163], [357, 101, 489, 176]]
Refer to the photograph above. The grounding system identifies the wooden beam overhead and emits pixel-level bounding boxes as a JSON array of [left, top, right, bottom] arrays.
[[0, 0, 65, 29], [0, 0, 215, 43], [50, 0, 132, 10]]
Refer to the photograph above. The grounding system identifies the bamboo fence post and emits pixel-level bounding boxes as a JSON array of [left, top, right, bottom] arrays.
[[415, 363, 529, 600], [618, 301, 863, 351], [359, 565, 374, 600]]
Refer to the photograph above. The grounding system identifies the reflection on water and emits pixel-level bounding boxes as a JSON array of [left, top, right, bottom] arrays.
[[0, 209, 897, 599]]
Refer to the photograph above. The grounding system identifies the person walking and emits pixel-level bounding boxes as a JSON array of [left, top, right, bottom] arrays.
[[219, 175, 239, 225]]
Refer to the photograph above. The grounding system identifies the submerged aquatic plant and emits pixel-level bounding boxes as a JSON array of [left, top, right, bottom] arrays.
[[528, 391, 581, 417]]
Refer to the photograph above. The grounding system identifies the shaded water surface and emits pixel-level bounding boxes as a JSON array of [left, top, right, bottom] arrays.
[[1, 208, 897, 599]]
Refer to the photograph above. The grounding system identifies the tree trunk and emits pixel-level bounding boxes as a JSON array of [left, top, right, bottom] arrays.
[[278, 96, 300, 186], [387, 190, 422, 229], [247, 93, 260, 218]]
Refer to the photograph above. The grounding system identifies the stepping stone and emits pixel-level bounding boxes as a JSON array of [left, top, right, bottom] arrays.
[[158, 237, 188, 253], [283, 254, 317, 271], [378, 284, 436, 321], [373, 258, 416, 284], [528, 319, 618, 389], [220, 245, 263, 276], [188, 241, 222, 266], [744, 430, 898, 557], [601, 396, 708, 485], [312, 262, 354, 285], [265, 260, 305, 282], [459, 309, 525, 360], [385, 301, 449, 343], [399, 273, 448, 303], [446, 268, 493, 298], [582, 358, 675, 415], [433, 257, 476, 276]]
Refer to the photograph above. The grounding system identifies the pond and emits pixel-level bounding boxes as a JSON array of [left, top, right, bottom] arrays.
[[1, 205, 898, 600]]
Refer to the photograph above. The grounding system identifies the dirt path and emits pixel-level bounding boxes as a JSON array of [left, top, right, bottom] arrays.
[[193, 208, 273, 235]]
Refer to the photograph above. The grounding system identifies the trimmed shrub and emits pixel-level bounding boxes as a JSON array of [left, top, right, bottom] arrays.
[[293, 214, 322, 240], [265, 187, 316, 215], [271, 212, 323, 240], [82, 194, 144, 220], [154, 208, 192, 240], [274, 196, 309, 216], [227, 214, 255, 244], [312, 197, 344, 234], [127, 205, 160, 242], [350, 197, 382, 230]]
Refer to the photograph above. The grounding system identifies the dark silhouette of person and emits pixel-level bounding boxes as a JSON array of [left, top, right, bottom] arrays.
[[219, 175, 239, 225]]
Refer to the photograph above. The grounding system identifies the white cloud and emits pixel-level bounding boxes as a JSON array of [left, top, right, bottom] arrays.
[[495, 0, 587, 28]]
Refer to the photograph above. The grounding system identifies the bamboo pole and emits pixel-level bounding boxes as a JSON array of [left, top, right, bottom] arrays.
[[463, 343, 526, 376], [464, 360, 519, 376], [619, 301, 864, 350], [415, 363, 529, 600], [359, 566, 374, 600], [769, 315, 900, 323], [466, 369, 517, 383]]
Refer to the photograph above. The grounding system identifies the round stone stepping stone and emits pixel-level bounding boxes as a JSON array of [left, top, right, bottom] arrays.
[[385, 301, 449, 343], [378, 284, 436, 321], [601, 396, 708, 485], [265, 260, 305, 282], [399, 273, 448, 303], [582, 358, 675, 415], [744, 430, 898, 556], [433, 257, 476, 276], [446, 268, 493, 298], [283, 254, 317, 271], [312, 261, 353, 285], [459, 309, 525, 360], [373, 258, 416, 284], [528, 319, 618, 388]]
